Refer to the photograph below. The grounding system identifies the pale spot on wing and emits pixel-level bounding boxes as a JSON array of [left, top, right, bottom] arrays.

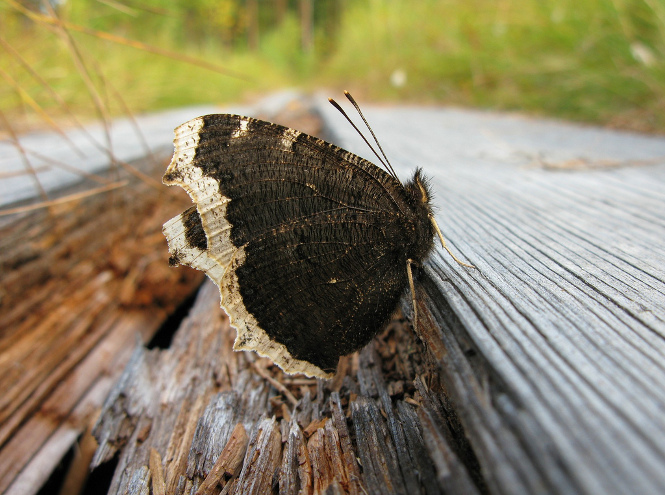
[[281, 128, 301, 149], [231, 118, 249, 138]]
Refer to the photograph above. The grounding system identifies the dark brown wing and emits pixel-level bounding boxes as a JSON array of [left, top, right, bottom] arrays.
[[163, 114, 415, 377]]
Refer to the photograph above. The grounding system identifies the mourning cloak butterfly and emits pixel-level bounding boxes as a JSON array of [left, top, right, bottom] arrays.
[[162, 93, 471, 378]]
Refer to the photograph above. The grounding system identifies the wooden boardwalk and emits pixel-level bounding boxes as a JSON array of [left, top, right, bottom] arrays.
[[3, 94, 665, 494], [329, 103, 665, 494], [94, 99, 665, 494]]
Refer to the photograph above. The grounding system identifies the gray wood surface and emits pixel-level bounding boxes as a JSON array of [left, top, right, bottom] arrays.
[[91, 95, 665, 494], [315, 99, 665, 494]]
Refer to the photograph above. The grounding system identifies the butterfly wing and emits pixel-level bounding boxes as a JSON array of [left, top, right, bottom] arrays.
[[163, 114, 413, 377]]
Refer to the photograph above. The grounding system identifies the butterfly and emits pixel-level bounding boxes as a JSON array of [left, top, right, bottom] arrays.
[[162, 92, 472, 378]]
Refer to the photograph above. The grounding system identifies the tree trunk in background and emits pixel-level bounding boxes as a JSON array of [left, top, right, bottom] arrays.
[[247, 0, 259, 51], [276, 0, 287, 25], [300, 0, 313, 53]]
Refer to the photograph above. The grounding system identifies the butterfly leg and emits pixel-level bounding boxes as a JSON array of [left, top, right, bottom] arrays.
[[428, 213, 475, 268], [406, 259, 418, 330]]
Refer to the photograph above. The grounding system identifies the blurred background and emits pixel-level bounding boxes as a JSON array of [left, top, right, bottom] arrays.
[[2, 0, 664, 136]]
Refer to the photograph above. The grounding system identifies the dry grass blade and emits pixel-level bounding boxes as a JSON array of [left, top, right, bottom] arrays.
[[18, 150, 116, 185], [252, 362, 299, 407], [0, 35, 113, 157], [0, 109, 49, 204], [0, 180, 128, 216], [43, 2, 156, 169], [66, 35, 160, 170], [0, 66, 78, 150], [40, 2, 116, 164], [97, 0, 140, 17], [6, 0, 250, 81], [2, 0, 252, 203], [0, 166, 50, 180], [41, 1, 162, 189]]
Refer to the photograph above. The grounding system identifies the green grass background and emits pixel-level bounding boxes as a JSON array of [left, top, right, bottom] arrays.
[[2, 0, 664, 133]]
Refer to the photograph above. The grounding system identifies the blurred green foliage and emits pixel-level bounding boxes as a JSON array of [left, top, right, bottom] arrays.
[[1, 0, 664, 132], [327, 0, 665, 131]]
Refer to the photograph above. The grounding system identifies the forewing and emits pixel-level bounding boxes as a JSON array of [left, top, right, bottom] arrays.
[[163, 114, 410, 377]]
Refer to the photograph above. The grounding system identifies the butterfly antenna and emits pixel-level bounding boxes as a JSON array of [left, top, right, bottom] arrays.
[[328, 96, 399, 181], [343, 91, 399, 180]]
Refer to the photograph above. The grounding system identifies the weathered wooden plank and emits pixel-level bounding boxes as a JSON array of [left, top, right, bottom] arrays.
[[417, 405, 481, 495], [329, 392, 363, 495], [235, 418, 282, 494], [0, 149, 203, 494], [395, 401, 443, 495], [150, 448, 167, 495], [351, 395, 408, 494], [91, 98, 665, 495], [306, 423, 332, 493], [316, 100, 665, 494], [2, 313, 154, 495], [186, 396, 246, 482], [92, 282, 275, 494], [369, 356, 426, 494], [194, 423, 248, 494], [92, 279, 452, 494], [414, 376, 484, 494], [279, 419, 312, 494]]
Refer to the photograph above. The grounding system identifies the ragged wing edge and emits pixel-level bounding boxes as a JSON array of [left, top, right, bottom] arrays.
[[161, 116, 333, 379]]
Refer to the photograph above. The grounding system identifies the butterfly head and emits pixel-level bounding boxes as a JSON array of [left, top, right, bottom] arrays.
[[403, 168, 436, 261], [404, 168, 433, 208]]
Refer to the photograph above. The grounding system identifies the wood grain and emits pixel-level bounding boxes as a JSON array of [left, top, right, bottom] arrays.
[[92, 278, 465, 494], [0, 151, 203, 494], [91, 99, 665, 494], [333, 104, 665, 495]]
